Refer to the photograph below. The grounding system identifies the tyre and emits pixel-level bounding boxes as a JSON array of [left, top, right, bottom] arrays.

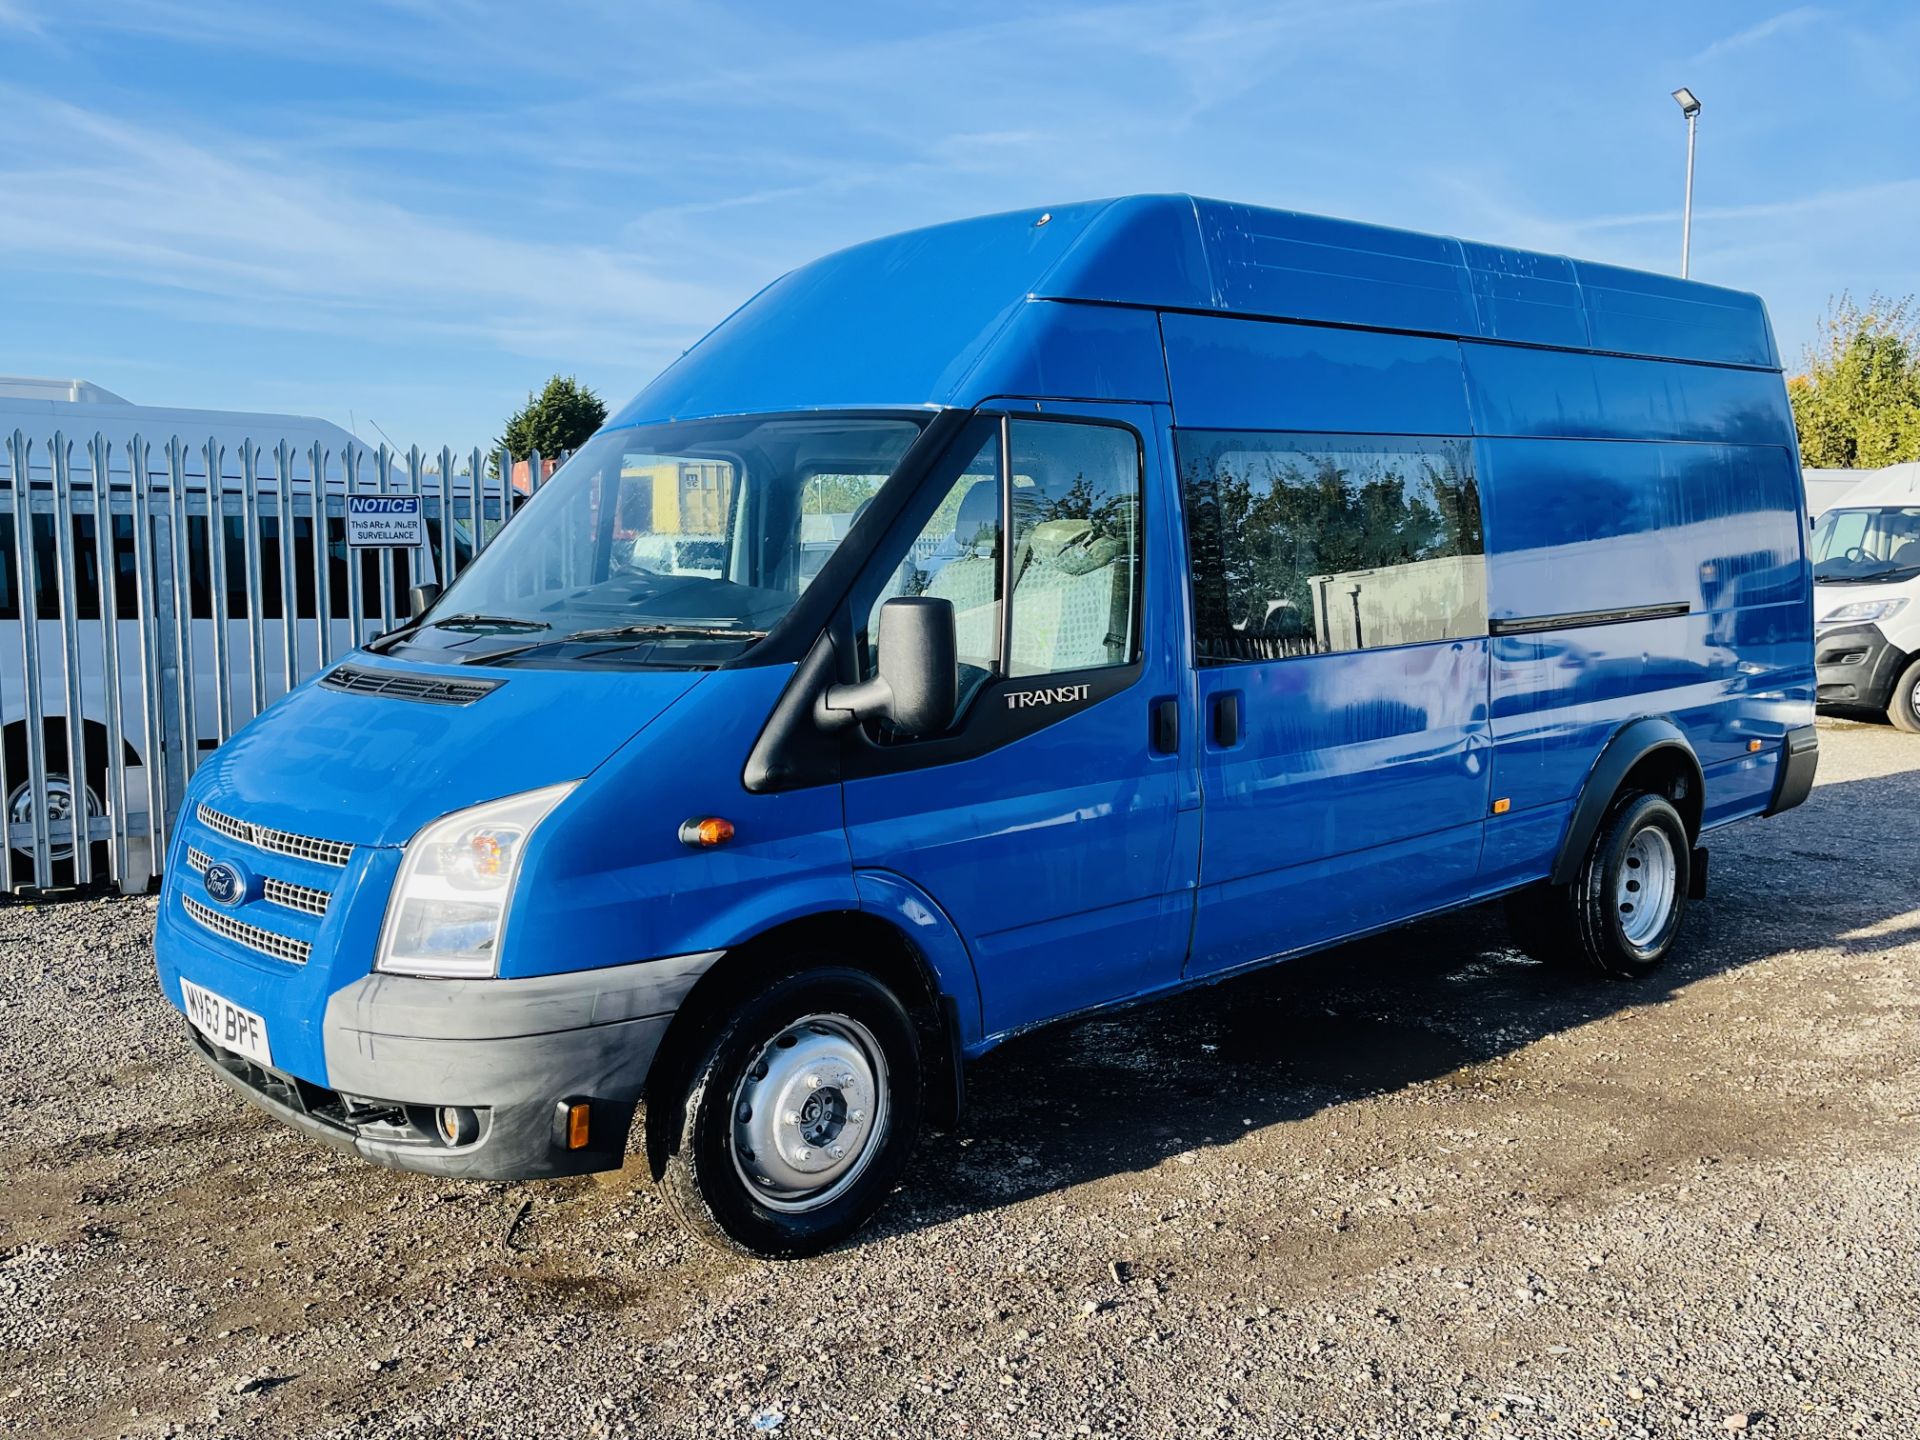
[[657, 965, 923, 1258], [3, 722, 111, 892], [1889, 656, 1920, 734], [1504, 791, 1691, 979]]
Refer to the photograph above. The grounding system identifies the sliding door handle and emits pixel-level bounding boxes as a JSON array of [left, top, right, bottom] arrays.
[[1212, 691, 1242, 748]]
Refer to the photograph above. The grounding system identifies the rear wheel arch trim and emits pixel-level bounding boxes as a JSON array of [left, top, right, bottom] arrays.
[[1548, 716, 1704, 887]]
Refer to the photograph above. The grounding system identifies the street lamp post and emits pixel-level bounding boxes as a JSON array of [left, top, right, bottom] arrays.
[[1672, 87, 1702, 278]]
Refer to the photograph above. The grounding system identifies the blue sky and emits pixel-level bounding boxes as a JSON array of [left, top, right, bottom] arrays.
[[3, 0, 1917, 445]]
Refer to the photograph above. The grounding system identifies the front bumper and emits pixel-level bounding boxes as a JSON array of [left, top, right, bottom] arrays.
[[176, 950, 719, 1180], [1815, 623, 1907, 708]]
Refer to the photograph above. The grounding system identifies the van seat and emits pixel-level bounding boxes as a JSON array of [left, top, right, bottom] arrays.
[[1011, 518, 1130, 673]]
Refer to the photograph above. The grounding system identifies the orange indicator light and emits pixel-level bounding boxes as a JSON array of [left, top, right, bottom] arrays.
[[1748, 739, 1764, 753], [566, 1102, 590, 1150], [468, 830, 506, 876], [1491, 797, 1511, 815], [678, 816, 736, 848]]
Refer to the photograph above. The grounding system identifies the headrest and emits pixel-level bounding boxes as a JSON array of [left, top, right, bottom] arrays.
[[953, 480, 999, 555], [1026, 518, 1122, 575]]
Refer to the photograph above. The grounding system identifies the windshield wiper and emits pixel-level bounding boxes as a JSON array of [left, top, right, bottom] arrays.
[[426, 613, 553, 633], [561, 623, 770, 644]]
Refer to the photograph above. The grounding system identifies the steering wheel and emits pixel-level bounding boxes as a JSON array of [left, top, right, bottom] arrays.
[[1842, 546, 1870, 563]]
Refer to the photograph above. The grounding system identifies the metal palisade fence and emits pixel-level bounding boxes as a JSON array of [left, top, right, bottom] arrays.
[[0, 429, 563, 897]]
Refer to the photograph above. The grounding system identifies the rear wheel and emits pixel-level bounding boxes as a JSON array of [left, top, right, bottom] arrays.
[[657, 965, 923, 1258], [1889, 657, 1920, 734], [1503, 791, 1691, 979]]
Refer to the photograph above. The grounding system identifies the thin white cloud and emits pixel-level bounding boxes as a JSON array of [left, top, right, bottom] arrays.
[[0, 91, 736, 367], [1694, 5, 1825, 62]]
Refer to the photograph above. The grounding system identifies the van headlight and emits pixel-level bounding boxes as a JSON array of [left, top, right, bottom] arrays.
[[376, 782, 577, 978], [1819, 597, 1907, 628]]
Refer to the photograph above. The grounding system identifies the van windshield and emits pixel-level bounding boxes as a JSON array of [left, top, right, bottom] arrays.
[[391, 414, 926, 667], [1811, 505, 1920, 584]]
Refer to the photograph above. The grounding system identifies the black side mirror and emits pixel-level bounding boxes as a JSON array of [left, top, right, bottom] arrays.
[[409, 583, 442, 618], [816, 597, 957, 737]]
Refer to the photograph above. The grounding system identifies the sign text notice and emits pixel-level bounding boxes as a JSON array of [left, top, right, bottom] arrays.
[[346, 495, 424, 549]]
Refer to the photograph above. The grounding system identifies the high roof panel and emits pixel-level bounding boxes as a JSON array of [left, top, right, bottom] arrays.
[[612, 194, 1778, 427], [1035, 195, 1776, 367]]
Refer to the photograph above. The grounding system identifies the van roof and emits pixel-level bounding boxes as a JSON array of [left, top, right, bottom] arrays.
[[1829, 463, 1920, 507], [614, 194, 1781, 427]]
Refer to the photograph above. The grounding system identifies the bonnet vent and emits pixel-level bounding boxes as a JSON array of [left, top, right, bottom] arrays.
[[318, 664, 503, 706]]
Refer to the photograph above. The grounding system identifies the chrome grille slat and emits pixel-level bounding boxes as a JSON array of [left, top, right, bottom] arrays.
[[183, 895, 311, 966], [196, 804, 353, 868], [263, 876, 330, 917], [185, 846, 210, 873]]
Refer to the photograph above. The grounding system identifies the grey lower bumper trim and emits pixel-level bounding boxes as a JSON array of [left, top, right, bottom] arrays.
[[329, 949, 722, 1042], [194, 1009, 673, 1181]]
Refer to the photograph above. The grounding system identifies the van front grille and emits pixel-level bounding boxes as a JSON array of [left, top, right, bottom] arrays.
[[196, 804, 353, 868], [183, 895, 311, 966], [263, 876, 330, 917]]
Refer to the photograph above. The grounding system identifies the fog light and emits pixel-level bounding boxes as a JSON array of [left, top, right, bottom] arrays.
[[435, 1105, 480, 1147]]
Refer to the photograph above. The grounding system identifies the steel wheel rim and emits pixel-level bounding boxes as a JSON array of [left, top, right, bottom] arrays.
[[1616, 824, 1677, 949], [6, 774, 102, 863], [728, 1012, 889, 1215]]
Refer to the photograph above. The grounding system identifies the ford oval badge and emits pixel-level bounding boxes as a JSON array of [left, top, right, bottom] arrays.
[[203, 860, 247, 908]]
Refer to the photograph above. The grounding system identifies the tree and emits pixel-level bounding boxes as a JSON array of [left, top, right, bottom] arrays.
[[1789, 294, 1920, 469], [497, 375, 607, 461]]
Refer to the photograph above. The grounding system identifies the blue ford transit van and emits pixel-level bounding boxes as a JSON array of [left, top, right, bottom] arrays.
[[154, 196, 1818, 1256]]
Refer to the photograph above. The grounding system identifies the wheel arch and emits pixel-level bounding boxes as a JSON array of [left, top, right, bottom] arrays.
[[1548, 715, 1704, 887], [642, 907, 968, 1182], [2, 716, 145, 773]]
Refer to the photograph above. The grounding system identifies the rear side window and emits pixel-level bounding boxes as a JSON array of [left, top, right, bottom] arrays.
[[1178, 431, 1485, 663]]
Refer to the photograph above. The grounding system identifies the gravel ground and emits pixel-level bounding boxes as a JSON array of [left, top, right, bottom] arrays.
[[1, 720, 1916, 1440]]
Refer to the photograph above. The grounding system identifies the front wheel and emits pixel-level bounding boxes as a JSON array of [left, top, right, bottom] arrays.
[[1888, 656, 1920, 734], [657, 966, 923, 1258], [1504, 791, 1691, 979]]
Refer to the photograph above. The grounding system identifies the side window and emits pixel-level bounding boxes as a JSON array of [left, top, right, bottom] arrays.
[[868, 433, 1002, 700], [1179, 431, 1484, 663], [0, 514, 14, 619], [798, 472, 887, 592], [1006, 420, 1143, 675]]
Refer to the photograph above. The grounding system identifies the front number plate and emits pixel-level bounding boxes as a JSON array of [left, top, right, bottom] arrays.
[[180, 976, 273, 1068]]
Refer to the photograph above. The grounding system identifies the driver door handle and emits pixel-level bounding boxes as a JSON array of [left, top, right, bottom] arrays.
[[1149, 696, 1179, 755]]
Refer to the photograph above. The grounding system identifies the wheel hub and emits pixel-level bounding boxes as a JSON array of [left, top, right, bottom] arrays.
[[1616, 824, 1677, 950], [6, 774, 100, 863], [730, 1014, 887, 1214]]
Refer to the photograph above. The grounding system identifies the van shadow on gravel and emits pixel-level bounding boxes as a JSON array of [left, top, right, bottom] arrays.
[[868, 766, 1920, 1240]]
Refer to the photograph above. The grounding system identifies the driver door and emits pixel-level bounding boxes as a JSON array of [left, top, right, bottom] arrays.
[[839, 404, 1200, 1039]]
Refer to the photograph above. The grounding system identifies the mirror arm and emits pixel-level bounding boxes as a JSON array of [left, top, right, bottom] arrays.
[[815, 676, 892, 731]]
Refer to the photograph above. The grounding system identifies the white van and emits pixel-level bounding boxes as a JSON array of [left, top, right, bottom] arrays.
[[1812, 462, 1920, 731], [1, 378, 508, 891]]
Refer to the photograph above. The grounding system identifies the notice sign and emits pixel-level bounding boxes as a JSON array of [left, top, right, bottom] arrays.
[[346, 494, 424, 548]]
